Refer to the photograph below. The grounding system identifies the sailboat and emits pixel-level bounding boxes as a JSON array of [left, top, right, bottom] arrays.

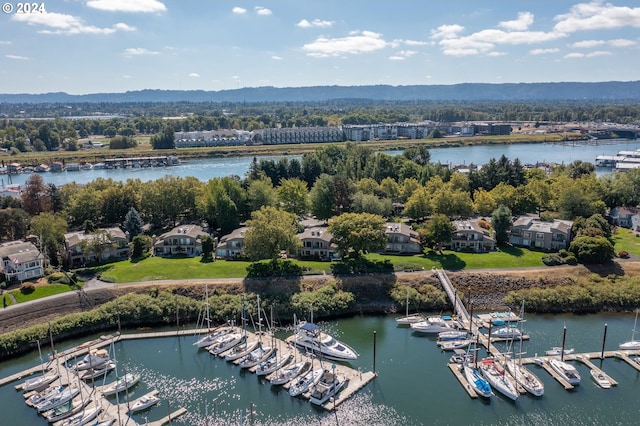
[[22, 339, 59, 392], [395, 289, 423, 325], [239, 295, 274, 369], [461, 343, 492, 398], [619, 311, 640, 350], [224, 295, 260, 361], [194, 285, 233, 348], [479, 357, 519, 401], [504, 301, 544, 397]]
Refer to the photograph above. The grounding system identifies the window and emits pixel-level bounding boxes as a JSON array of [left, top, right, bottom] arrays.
[[523, 232, 531, 238], [536, 233, 544, 240]]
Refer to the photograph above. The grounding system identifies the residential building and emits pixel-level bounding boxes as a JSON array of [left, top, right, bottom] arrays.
[[384, 222, 422, 254], [450, 219, 496, 252], [64, 228, 129, 267], [297, 227, 339, 260], [609, 206, 640, 228], [153, 224, 207, 257], [509, 217, 573, 251], [215, 227, 247, 259], [0, 241, 45, 282]]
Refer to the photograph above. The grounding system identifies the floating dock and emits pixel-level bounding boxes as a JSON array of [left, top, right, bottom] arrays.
[[432, 267, 640, 398]]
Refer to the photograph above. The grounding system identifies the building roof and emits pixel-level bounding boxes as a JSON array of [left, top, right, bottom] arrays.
[[384, 222, 417, 237], [0, 241, 43, 264], [157, 224, 206, 241], [218, 227, 247, 243], [453, 219, 495, 241], [512, 217, 573, 234], [65, 228, 127, 247], [297, 226, 333, 242]]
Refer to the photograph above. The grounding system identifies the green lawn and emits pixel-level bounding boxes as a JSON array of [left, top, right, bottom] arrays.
[[612, 227, 640, 257], [10, 284, 74, 303], [96, 256, 334, 283], [368, 245, 546, 271]]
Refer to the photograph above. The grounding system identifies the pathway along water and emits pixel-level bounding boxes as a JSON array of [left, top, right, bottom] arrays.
[[2, 312, 639, 425], [3, 139, 638, 188]]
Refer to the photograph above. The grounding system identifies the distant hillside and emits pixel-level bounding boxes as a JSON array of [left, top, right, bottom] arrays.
[[2, 81, 640, 103]]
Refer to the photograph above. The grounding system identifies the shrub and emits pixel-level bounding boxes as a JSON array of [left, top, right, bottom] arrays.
[[20, 284, 35, 294], [48, 271, 71, 285], [542, 255, 563, 266]]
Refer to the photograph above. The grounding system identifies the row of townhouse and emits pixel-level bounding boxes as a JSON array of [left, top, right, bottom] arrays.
[[0, 217, 573, 284]]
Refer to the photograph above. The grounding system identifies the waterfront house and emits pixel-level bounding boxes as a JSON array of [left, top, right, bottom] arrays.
[[509, 217, 573, 251], [215, 227, 247, 259], [0, 183, 21, 198], [608, 206, 640, 228], [297, 226, 339, 260], [384, 222, 422, 254], [154, 224, 207, 257], [450, 219, 496, 252], [64, 227, 129, 267], [0, 241, 45, 282]]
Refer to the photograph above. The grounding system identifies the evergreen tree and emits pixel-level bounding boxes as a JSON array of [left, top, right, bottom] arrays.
[[124, 207, 144, 241]]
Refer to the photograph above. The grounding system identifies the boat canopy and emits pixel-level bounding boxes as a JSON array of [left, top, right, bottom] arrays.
[[300, 322, 320, 333]]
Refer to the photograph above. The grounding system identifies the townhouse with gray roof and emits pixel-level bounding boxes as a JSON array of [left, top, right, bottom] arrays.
[[450, 219, 495, 252], [154, 224, 207, 257], [509, 217, 573, 251]]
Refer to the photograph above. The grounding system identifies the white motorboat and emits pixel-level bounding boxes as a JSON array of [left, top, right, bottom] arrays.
[[256, 352, 293, 376], [58, 405, 102, 426], [494, 325, 522, 339], [438, 339, 471, 351], [207, 331, 244, 355], [395, 290, 423, 325], [309, 370, 346, 406], [80, 361, 116, 381], [291, 321, 358, 362], [101, 373, 140, 396], [437, 330, 467, 341], [36, 386, 80, 412], [130, 393, 160, 413], [462, 362, 492, 398], [479, 358, 519, 401], [288, 367, 324, 397], [22, 372, 59, 392], [590, 369, 611, 389], [70, 349, 111, 371], [410, 315, 458, 334], [549, 358, 581, 385], [545, 347, 575, 356], [449, 349, 475, 365], [505, 358, 544, 397], [619, 311, 640, 350], [269, 360, 311, 385]]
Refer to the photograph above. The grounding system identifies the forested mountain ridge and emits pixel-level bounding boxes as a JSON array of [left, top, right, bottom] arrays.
[[2, 81, 640, 104]]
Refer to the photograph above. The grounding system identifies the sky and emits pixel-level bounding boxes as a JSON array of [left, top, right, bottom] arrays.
[[1, 0, 640, 94]]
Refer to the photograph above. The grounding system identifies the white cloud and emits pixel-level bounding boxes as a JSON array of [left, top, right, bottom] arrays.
[[554, 2, 640, 33], [232, 7, 247, 15], [0, 41, 12, 45], [564, 50, 612, 58], [87, 0, 166, 13], [401, 40, 428, 46], [271, 55, 283, 60], [498, 12, 534, 31], [571, 38, 636, 48], [303, 30, 389, 57], [123, 47, 160, 57], [296, 19, 333, 28], [255, 6, 272, 16], [5, 54, 29, 60], [430, 24, 465, 40], [12, 11, 135, 35], [389, 50, 417, 60], [488, 51, 507, 57], [189, 73, 200, 78], [530, 48, 559, 55]]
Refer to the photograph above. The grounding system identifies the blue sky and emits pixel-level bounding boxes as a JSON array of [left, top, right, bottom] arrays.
[[1, 0, 640, 94]]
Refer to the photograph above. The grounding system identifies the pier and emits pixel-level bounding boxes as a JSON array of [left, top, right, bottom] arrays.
[[2, 325, 376, 424], [434, 267, 640, 398]]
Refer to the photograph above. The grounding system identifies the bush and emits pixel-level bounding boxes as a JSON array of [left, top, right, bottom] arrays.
[[20, 284, 35, 294], [542, 255, 563, 266], [48, 271, 71, 285]]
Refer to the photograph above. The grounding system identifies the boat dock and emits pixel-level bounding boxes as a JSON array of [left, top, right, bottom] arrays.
[[433, 267, 640, 398]]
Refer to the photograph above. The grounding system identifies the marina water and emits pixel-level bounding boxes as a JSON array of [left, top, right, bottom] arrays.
[[3, 140, 639, 188], [1, 312, 639, 425]]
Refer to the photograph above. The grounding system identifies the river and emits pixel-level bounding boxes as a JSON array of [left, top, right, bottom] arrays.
[[1, 312, 638, 425], [3, 140, 639, 188]]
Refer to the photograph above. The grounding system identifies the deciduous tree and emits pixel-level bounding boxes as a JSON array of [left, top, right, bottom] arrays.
[[328, 212, 387, 257], [243, 206, 301, 265]]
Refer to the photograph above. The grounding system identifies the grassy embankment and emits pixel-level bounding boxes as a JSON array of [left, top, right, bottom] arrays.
[[2, 132, 580, 165]]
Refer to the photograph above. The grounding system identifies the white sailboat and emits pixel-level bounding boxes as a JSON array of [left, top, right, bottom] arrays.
[[269, 360, 311, 385], [239, 296, 274, 369], [22, 339, 59, 392], [129, 392, 160, 413], [479, 358, 519, 401], [395, 289, 423, 325], [194, 285, 233, 348], [619, 311, 640, 350], [462, 358, 492, 398], [101, 373, 140, 396], [288, 367, 324, 397]]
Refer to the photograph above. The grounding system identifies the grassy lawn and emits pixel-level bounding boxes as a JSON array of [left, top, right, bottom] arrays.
[[368, 245, 546, 271], [96, 256, 334, 283], [10, 284, 74, 303], [612, 227, 640, 257]]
